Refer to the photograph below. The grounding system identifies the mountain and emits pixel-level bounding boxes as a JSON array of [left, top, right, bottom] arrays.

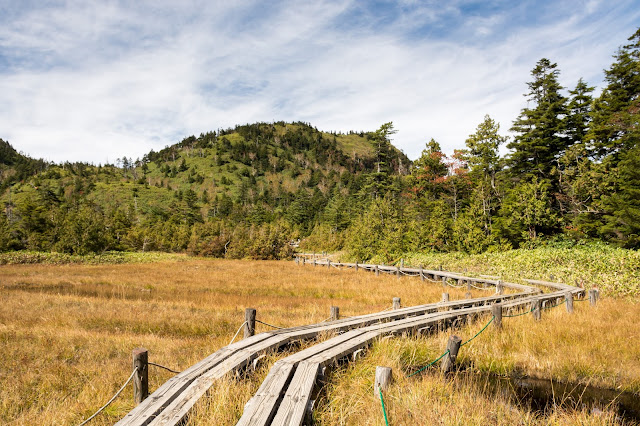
[[0, 121, 410, 256]]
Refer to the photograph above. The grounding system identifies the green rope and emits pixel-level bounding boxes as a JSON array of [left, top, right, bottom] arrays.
[[460, 316, 494, 347], [542, 299, 567, 310], [379, 387, 390, 426], [406, 349, 450, 377], [503, 307, 533, 318]]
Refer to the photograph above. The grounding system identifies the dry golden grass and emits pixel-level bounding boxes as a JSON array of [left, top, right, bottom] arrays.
[[1, 258, 638, 425], [315, 299, 640, 425], [0, 258, 469, 425]]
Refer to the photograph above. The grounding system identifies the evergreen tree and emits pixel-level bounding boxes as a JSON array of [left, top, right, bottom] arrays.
[[509, 58, 568, 184]]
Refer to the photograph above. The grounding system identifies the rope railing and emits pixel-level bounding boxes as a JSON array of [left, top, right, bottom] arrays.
[[255, 319, 285, 330], [228, 321, 248, 345], [148, 362, 181, 374], [379, 387, 390, 426], [460, 316, 494, 347], [78, 367, 138, 426]]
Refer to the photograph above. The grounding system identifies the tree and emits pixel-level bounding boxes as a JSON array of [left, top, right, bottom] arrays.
[[410, 138, 448, 199], [365, 122, 397, 198], [587, 28, 640, 162], [509, 58, 568, 184], [599, 144, 640, 247], [463, 115, 507, 233]]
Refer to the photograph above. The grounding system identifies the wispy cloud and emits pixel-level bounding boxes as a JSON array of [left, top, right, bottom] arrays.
[[0, 0, 638, 163]]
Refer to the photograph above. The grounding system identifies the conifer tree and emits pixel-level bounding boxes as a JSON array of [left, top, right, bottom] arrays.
[[509, 58, 568, 184]]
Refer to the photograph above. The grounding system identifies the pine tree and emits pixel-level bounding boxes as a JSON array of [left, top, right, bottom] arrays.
[[509, 58, 568, 184]]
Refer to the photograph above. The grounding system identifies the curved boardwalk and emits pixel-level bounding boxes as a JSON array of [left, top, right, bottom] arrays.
[[116, 259, 585, 426]]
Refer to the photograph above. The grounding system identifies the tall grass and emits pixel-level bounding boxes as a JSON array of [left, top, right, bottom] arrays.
[[0, 259, 467, 424], [1, 257, 638, 424]]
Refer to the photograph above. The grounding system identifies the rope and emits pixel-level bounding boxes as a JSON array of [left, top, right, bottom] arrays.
[[148, 362, 181, 374], [503, 308, 533, 318], [228, 321, 247, 345], [542, 299, 567, 310], [77, 367, 138, 426], [379, 387, 390, 426], [255, 319, 285, 329], [461, 316, 494, 347], [406, 350, 450, 377], [470, 283, 492, 291]]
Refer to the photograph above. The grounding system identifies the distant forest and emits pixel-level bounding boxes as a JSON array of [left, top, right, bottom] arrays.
[[1, 29, 639, 261]]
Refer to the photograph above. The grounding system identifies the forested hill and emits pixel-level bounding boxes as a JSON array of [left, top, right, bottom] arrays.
[[0, 139, 48, 192], [0, 122, 410, 256]]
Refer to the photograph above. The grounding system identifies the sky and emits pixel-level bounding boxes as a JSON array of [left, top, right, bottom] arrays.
[[1, 0, 639, 164]]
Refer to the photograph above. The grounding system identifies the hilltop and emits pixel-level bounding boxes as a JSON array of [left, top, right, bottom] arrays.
[[0, 121, 409, 256]]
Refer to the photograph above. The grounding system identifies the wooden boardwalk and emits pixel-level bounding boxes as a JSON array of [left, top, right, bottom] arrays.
[[116, 259, 585, 426]]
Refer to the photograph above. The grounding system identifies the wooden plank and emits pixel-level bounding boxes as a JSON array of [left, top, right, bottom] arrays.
[[270, 362, 321, 426], [237, 361, 297, 426]]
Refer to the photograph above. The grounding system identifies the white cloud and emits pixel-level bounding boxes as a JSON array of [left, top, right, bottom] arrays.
[[0, 0, 639, 163]]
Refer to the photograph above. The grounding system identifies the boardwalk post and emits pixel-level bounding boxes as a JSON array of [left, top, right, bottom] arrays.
[[302, 257, 306, 265], [565, 292, 574, 313], [244, 308, 256, 338], [396, 265, 400, 279], [491, 304, 502, 330], [442, 293, 449, 303], [589, 289, 599, 306], [531, 298, 541, 321], [440, 335, 462, 374], [374, 366, 392, 398], [330, 306, 340, 321], [295, 256, 299, 265], [375, 265, 379, 276], [132, 348, 149, 404], [442, 277, 447, 288], [326, 260, 330, 269], [467, 280, 472, 291], [420, 267, 425, 282], [400, 258, 404, 268], [355, 261, 358, 272], [392, 297, 401, 310], [313, 258, 316, 267], [496, 280, 504, 295]]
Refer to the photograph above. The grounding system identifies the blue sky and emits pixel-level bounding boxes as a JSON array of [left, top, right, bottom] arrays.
[[1, 0, 639, 163]]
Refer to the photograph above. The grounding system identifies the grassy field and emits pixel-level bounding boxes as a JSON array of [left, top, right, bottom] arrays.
[[1, 255, 638, 425]]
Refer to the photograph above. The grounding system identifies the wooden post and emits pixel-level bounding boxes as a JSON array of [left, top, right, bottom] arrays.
[[295, 256, 299, 265], [465, 291, 472, 299], [442, 293, 449, 303], [313, 258, 316, 267], [589, 289, 599, 306], [374, 366, 392, 398], [400, 258, 404, 268], [355, 261, 358, 272], [326, 260, 330, 269], [132, 348, 149, 404], [302, 257, 306, 265], [330, 306, 339, 321], [392, 297, 401, 310], [313, 251, 316, 259], [396, 265, 400, 278], [244, 308, 256, 338], [467, 280, 472, 291], [420, 267, 425, 282], [375, 265, 379, 276], [440, 335, 462, 374], [531, 298, 541, 321], [442, 276, 447, 288], [565, 292, 574, 313], [491, 304, 502, 329], [496, 280, 503, 295]]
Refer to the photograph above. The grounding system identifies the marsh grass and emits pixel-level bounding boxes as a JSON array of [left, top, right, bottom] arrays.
[[0, 258, 468, 424], [1, 258, 638, 424], [315, 299, 640, 425]]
